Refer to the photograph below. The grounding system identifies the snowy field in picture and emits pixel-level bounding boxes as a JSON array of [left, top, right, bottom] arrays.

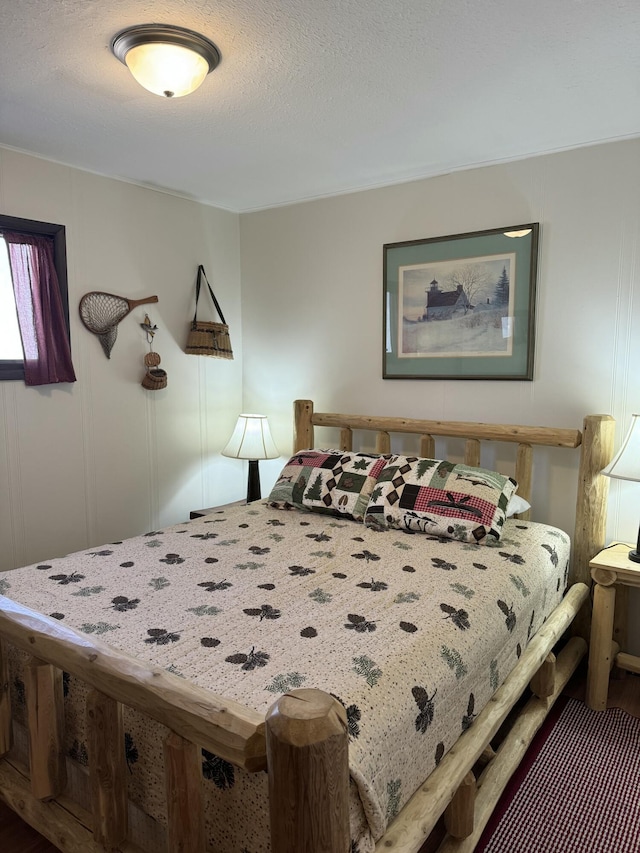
[[398, 253, 515, 359]]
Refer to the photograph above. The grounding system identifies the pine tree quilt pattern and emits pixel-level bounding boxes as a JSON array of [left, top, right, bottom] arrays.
[[268, 450, 388, 521]]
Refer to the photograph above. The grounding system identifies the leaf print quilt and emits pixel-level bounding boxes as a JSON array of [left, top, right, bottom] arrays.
[[3, 503, 570, 853]]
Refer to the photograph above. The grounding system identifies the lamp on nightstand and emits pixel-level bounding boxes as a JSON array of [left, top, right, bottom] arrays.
[[602, 413, 640, 563], [222, 414, 279, 502]]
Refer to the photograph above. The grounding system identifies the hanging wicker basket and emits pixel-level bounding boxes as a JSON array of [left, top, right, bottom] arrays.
[[184, 265, 234, 359], [185, 320, 233, 359], [142, 352, 167, 390]]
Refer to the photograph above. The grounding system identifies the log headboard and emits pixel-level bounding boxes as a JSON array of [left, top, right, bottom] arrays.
[[292, 399, 615, 594]]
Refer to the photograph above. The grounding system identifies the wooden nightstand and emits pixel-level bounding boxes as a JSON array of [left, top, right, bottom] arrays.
[[190, 499, 246, 519], [586, 542, 640, 710]]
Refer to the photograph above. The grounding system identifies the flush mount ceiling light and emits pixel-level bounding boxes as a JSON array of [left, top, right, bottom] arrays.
[[111, 24, 220, 98]]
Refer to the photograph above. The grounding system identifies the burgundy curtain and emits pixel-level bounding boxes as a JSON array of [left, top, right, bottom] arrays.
[[3, 231, 76, 386]]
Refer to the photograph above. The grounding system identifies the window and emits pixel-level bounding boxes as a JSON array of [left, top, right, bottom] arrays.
[[0, 241, 22, 363], [0, 214, 74, 383]]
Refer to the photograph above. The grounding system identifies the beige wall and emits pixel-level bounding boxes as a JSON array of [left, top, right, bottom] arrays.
[[2, 140, 639, 642], [0, 148, 244, 572], [240, 139, 640, 548]]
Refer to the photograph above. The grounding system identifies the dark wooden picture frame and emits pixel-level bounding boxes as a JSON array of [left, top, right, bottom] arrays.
[[383, 224, 539, 380]]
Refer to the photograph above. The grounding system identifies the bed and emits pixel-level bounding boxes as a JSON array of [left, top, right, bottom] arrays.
[[0, 399, 615, 853]]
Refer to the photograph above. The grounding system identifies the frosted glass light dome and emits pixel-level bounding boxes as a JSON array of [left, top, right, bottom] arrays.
[[111, 24, 220, 99], [125, 42, 210, 98]]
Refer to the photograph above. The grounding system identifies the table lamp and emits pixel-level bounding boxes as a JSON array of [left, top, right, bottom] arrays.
[[601, 413, 640, 563], [222, 413, 279, 502]]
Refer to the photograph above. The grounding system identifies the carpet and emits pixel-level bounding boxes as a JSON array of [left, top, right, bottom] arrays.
[[475, 697, 640, 853]]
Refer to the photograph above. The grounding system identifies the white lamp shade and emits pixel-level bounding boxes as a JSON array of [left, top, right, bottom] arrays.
[[222, 414, 279, 461], [602, 414, 640, 482], [125, 42, 210, 97]]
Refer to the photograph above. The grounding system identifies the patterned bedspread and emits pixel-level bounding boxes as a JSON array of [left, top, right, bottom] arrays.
[[3, 502, 570, 852]]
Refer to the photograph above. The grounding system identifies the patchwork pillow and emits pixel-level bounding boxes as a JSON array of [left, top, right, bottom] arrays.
[[267, 449, 388, 521], [364, 455, 517, 544]]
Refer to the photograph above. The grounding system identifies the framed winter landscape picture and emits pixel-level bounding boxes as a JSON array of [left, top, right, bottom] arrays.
[[383, 224, 539, 380]]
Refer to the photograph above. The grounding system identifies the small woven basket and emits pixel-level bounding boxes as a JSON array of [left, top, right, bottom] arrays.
[[142, 352, 167, 390], [184, 266, 234, 359], [185, 321, 233, 359]]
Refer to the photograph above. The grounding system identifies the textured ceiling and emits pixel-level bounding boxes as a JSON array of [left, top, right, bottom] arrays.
[[1, 0, 639, 212]]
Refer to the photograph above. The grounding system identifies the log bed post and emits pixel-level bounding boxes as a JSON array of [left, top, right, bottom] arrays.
[[294, 399, 315, 452], [571, 414, 615, 586], [0, 638, 11, 757], [420, 435, 435, 458], [514, 443, 533, 519], [26, 657, 66, 800], [443, 771, 476, 839], [529, 652, 556, 699], [463, 439, 480, 468], [164, 732, 205, 853], [266, 688, 350, 853], [376, 430, 391, 454], [87, 689, 128, 849], [340, 427, 353, 451], [571, 414, 615, 637]]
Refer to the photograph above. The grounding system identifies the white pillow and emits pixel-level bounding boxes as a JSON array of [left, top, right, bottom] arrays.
[[506, 494, 531, 517]]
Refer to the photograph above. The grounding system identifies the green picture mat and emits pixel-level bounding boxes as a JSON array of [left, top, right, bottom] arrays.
[[383, 224, 538, 380]]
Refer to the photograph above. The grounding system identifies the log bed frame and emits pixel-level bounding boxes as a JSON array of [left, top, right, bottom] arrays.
[[0, 399, 615, 853]]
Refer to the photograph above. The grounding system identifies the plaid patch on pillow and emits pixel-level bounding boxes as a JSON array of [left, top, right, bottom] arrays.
[[364, 455, 517, 543], [267, 450, 388, 521]]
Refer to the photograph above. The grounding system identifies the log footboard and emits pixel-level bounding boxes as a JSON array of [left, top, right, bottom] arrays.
[[0, 600, 266, 852], [0, 583, 588, 853]]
